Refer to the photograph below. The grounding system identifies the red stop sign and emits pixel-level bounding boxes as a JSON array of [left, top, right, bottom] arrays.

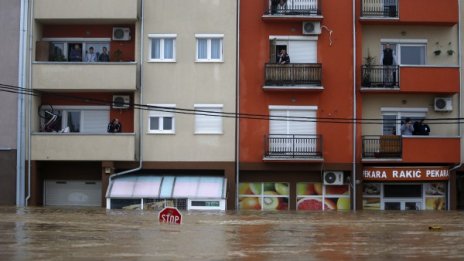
[[158, 207, 182, 225]]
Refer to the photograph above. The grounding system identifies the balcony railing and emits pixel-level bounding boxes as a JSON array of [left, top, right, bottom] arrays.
[[264, 134, 323, 158], [361, 0, 398, 18], [264, 0, 321, 16], [362, 135, 402, 158], [265, 63, 322, 86], [361, 65, 399, 89]]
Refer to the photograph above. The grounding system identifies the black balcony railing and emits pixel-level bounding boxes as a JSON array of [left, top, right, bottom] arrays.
[[362, 135, 402, 158], [361, 65, 399, 88], [264, 0, 321, 16], [265, 63, 322, 86], [264, 134, 322, 158], [361, 0, 398, 18]]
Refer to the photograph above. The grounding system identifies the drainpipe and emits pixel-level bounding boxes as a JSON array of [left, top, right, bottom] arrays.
[[17, 0, 29, 207], [25, 0, 34, 206], [235, 0, 240, 210], [107, 0, 145, 186], [352, 0, 357, 211]]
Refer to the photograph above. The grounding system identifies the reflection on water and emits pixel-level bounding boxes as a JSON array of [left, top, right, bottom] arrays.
[[0, 207, 464, 260]]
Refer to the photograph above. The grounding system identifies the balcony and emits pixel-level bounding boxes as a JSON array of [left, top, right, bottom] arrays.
[[32, 62, 137, 91], [360, 65, 459, 93], [34, 0, 138, 22], [362, 135, 460, 163], [264, 63, 322, 90], [263, 0, 322, 20], [360, 0, 458, 24], [264, 134, 323, 160], [31, 133, 136, 161]]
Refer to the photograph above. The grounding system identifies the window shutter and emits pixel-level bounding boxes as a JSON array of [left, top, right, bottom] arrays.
[[195, 107, 222, 134], [82, 110, 109, 133], [270, 110, 288, 134], [289, 110, 316, 135], [288, 40, 317, 63]]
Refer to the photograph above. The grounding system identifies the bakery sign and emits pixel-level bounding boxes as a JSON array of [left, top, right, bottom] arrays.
[[363, 167, 449, 181]]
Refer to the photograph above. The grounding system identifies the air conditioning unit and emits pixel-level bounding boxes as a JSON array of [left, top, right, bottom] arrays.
[[112, 95, 130, 109], [112, 27, 131, 41], [434, 97, 452, 112], [323, 171, 344, 185], [302, 22, 321, 35]]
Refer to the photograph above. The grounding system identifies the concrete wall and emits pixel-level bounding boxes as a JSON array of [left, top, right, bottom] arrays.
[[142, 0, 237, 162]]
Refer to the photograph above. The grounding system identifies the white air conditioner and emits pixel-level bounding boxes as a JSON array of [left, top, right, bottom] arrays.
[[112, 95, 130, 109], [434, 97, 452, 112], [302, 22, 321, 35], [112, 27, 131, 41], [323, 171, 344, 185]]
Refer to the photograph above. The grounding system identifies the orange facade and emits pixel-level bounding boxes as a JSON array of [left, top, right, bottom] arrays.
[[240, 0, 355, 164], [400, 67, 460, 93], [399, 0, 458, 24], [402, 137, 460, 163]]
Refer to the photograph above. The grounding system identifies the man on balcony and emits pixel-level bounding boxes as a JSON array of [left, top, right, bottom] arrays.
[[278, 49, 290, 64], [382, 43, 396, 87]]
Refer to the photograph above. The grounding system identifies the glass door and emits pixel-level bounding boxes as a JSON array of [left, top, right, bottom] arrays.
[[384, 199, 422, 210], [383, 184, 422, 210]]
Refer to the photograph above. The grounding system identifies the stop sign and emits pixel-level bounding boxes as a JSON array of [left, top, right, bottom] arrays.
[[158, 207, 182, 225]]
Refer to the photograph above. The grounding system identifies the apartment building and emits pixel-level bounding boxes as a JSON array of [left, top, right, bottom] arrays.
[[0, 0, 21, 205], [357, 0, 460, 210], [238, 0, 355, 211], [25, 0, 237, 210]]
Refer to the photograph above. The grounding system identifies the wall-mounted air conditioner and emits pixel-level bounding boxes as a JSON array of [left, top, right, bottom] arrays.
[[112, 95, 130, 109], [323, 171, 344, 185], [112, 27, 131, 41], [434, 97, 452, 112], [302, 22, 321, 35]]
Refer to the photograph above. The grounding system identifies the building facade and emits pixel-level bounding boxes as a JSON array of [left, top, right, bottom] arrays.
[[0, 0, 21, 205]]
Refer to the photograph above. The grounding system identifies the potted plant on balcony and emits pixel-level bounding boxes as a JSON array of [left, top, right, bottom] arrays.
[[434, 42, 442, 56], [362, 50, 375, 87], [113, 49, 123, 62], [447, 42, 454, 56]]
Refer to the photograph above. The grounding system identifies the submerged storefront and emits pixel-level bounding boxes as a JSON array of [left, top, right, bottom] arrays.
[[362, 167, 449, 210]]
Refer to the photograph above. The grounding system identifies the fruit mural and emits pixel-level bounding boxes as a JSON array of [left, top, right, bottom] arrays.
[[296, 182, 350, 211], [239, 183, 289, 210]]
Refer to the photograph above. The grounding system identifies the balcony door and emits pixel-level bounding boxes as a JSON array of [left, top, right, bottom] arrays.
[[269, 106, 317, 156], [270, 38, 317, 63]]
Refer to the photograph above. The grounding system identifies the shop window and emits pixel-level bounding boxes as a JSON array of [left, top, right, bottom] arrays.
[[362, 183, 381, 210], [238, 182, 289, 211], [296, 182, 350, 211], [424, 183, 446, 210]]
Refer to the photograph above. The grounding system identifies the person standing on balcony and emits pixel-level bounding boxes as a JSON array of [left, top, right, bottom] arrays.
[[277, 0, 287, 14], [107, 118, 122, 133], [270, 0, 279, 14], [98, 47, 110, 62], [382, 43, 396, 86], [85, 47, 97, 62], [278, 49, 290, 64], [69, 44, 82, 62], [400, 118, 414, 136], [413, 119, 431, 136]]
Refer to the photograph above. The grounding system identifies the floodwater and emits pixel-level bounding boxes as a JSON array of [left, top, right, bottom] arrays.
[[0, 208, 464, 261]]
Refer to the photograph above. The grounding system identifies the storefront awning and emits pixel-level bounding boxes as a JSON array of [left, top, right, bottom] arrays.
[[106, 176, 227, 199]]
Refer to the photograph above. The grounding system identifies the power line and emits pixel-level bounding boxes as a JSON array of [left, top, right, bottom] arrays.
[[1, 83, 463, 125]]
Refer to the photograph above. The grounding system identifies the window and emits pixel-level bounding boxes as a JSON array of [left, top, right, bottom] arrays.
[[148, 104, 176, 134], [269, 106, 317, 135], [297, 182, 351, 211], [148, 34, 176, 62], [39, 106, 109, 133], [380, 40, 427, 65], [239, 182, 289, 211], [42, 38, 111, 62], [269, 36, 318, 63], [195, 34, 224, 62], [194, 104, 223, 134], [381, 108, 427, 135]]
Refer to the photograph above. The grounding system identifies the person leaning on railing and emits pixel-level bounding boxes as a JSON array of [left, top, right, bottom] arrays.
[[278, 49, 290, 64]]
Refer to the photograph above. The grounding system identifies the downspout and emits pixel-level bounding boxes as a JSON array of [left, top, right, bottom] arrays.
[[449, 0, 462, 210], [235, 0, 240, 210], [107, 0, 145, 186], [25, 0, 34, 206], [352, 0, 357, 211], [17, 0, 29, 207]]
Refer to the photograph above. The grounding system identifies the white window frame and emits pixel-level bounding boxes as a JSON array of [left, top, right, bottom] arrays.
[[268, 105, 318, 134], [195, 34, 224, 62], [41, 38, 111, 62], [148, 34, 177, 62], [380, 39, 428, 65], [148, 104, 176, 134], [41, 105, 110, 133], [380, 107, 428, 135], [194, 104, 223, 134]]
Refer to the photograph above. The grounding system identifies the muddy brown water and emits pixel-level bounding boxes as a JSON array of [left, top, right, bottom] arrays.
[[0, 207, 463, 260]]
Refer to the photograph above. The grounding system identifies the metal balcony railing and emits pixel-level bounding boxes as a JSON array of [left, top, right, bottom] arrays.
[[362, 135, 402, 158], [361, 0, 398, 18], [264, 134, 323, 158], [265, 63, 322, 86], [264, 0, 321, 16], [361, 65, 399, 88]]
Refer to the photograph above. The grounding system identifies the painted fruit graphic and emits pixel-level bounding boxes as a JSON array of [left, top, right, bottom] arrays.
[[238, 183, 261, 195], [297, 198, 336, 210], [296, 183, 321, 195], [336, 197, 350, 210], [326, 185, 349, 195], [274, 183, 289, 195], [239, 197, 261, 210], [262, 194, 279, 210]]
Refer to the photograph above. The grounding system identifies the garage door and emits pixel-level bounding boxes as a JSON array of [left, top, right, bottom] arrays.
[[44, 180, 101, 207]]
